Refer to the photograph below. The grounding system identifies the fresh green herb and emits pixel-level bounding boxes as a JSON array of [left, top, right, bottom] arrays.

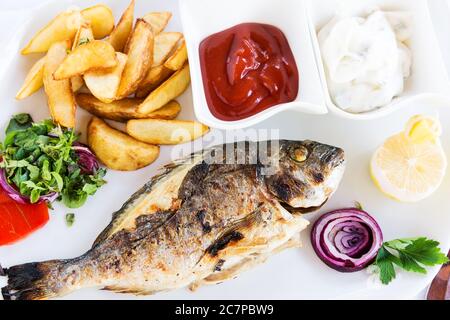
[[0, 114, 106, 208], [6, 113, 33, 134], [65, 213, 75, 227], [372, 237, 449, 285], [78, 37, 90, 46], [61, 167, 106, 208]]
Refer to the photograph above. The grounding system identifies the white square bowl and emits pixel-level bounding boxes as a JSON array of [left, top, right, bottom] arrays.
[[307, 0, 450, 120], [179, 0, 328, 129]]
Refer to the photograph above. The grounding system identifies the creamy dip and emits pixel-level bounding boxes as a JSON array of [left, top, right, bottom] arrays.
[[318, 10, 412, 113]]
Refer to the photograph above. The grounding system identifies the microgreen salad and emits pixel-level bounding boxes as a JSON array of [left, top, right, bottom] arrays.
[[311, 208, 449, 285], [0, 114, 106, 208]]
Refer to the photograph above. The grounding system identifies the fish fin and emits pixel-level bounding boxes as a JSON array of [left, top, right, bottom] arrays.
[[1, 260, 65, 300], [197, 236, 303, 289], [280, 198, 328, 214], [92, 183, 151, 247], [193, 255, 269, 289], [102, 286, 157, 296], [92, 151, 206, 247]]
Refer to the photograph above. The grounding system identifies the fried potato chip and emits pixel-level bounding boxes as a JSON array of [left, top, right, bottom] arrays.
[[16, 57, 45, 100], [84, 52, 127, 103], [43, 41, 76, 128], [138, 63, 190, 114], [127, 119, 209, 145], [142, 12, 172, 35], [71, 23, 95, 92], [81, 4, 115, 39], [76, 93, 180, 122], [21, 10, 83, 55], [116, 19, 154, 98], [164, 39, 188, 71], [54, 40, 117, 80], [88, 116, 160, 171], [108, 0, 135, 52]]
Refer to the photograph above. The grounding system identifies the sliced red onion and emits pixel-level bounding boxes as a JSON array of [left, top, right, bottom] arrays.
[[311, 208, 383, 272], [0, 168, 58, 204], [36, 191, 59, 203], [72, 143, 99, 174]]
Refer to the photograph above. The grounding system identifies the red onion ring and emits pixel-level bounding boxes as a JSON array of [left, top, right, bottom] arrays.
[[72, 143, 99, 174], [0, 168, 58, 204], [311, 208, 383, 272]]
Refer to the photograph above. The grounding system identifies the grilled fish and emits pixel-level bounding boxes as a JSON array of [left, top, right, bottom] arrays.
[[1, 140, 345, 300]]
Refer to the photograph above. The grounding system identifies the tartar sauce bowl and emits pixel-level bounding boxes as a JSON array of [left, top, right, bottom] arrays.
[[179, 0, 327, 130], [307, 0, 450, 121]]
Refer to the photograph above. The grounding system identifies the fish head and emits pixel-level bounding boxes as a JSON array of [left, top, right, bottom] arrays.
[[264, 140, 345, 210]]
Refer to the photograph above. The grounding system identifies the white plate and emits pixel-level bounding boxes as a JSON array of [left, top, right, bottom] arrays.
[[307, 0, 450, 120], [0, 0, 450, 300], [180, 0, 327, 130]]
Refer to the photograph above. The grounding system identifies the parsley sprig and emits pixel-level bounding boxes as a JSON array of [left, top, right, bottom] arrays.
[[372, 237, 449, 285]]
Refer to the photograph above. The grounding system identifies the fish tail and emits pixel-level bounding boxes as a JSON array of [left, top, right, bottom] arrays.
[[1, 260, 68, 300]]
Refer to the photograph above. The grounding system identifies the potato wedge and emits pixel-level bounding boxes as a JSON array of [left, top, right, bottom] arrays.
[[153, 32, 183, 67], [117, 19, 154, 98], [76, 84, 92, 94], [72, 23, 95, 50], [108, 0, 135, 52], [138, 63, 190, 114], [127, 119, 209, 145], [54, 40, 117, 80], [164, 39, 188, 71], [134, 86, 152, 99], [135, 65, 174, 97], [138, 64, 173, 88], [71, 23, 95, 92], [88, 116, 159, 171], [71, 77, 85, 92], [81, 5, 115, 39], [142, 12, 172, 35], [76, 93, 181, 122], [43, 41, 76, 128], [21, 10, 83, 54], [134, 32, 182, 96], [16, 57, 45, 100], [84, 52, 127, 103]]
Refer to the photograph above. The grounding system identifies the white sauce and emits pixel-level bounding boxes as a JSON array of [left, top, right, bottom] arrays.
[[318, 10, 412, 113]]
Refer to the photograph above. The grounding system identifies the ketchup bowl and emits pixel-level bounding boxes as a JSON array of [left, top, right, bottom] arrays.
[[179, 0, 328, 130]]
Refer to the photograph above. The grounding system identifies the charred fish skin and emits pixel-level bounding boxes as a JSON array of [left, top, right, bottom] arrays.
[[1, 140, 345, 300]]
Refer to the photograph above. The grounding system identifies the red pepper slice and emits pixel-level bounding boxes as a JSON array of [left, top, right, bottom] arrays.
[[0, 187, 49, 246]]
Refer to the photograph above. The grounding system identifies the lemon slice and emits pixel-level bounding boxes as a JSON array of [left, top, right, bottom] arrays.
[[405, 115, 442, 144], [371, 116, 447, 202]]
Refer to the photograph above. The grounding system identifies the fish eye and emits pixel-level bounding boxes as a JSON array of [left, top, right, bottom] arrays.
[[290, 146, 309, 163]]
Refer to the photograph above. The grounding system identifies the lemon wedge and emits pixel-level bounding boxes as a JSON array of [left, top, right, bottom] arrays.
[[371, 115, 447, 202], [405, 115, 442, 144]]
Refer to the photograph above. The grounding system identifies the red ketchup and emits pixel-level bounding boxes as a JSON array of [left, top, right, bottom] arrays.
[[199, 23, 299, 121]]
